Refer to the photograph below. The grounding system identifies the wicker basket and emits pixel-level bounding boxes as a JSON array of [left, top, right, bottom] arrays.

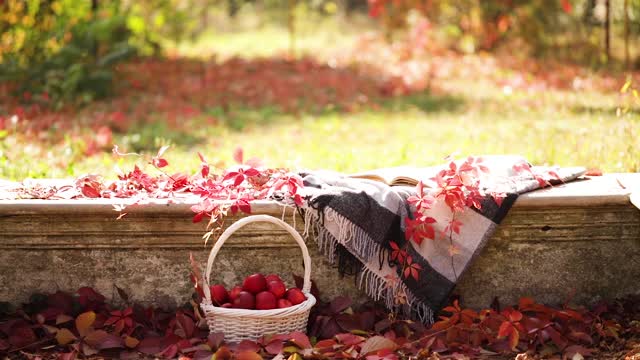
[[201, 214, 317, 342]]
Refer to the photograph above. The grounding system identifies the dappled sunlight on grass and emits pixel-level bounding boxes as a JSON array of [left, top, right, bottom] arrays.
[[198, 101, 639, 174], [1, 87, 638, 180]]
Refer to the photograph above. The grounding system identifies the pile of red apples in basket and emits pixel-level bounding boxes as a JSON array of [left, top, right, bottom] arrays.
[[209, 273, 306, 310]]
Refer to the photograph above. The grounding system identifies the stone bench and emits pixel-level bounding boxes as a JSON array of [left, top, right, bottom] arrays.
[[0, 174, 638, 309]]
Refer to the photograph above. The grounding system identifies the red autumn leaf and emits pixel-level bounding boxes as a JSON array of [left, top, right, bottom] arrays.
[[292, 193, 303, 206], [207, 332, 225, 350], [153, 158, 169, 168], [81, 185, 101, 198], [407, 181, 434, 210], [197, 152, 210, 178], [561, 0, 572, 13], [236, 339, 261, 353], [360, 335, 397, 354], [265, 339, 284, 355], [230, 198, 252, 215], [138, 337, 165, 355], [402, 256, 421, 281], [151, 145, 170, 168], [288, 331, 312, 349], [243, 167, 260, 177], [77, 287, 105, 311], [446, 219, 463, 235], [173, 312, 195, 338], [314, 339, 337, 350], [191, 199, 217, 223], [544, 326, 568, 350], [8, 324, 37, 348], [507, 310, 523, 322], [84, 330, 123, 350], [389, 241, 407, 264], [498, 321, 520, 350], [335, 333, 365, 346], [158, 343, 179, 359]]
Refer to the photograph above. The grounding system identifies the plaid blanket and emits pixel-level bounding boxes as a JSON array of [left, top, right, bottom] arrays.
[[300, 156, 585, 323]]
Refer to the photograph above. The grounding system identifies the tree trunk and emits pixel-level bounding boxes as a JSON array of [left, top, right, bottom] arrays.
[[604, 0, 611, 62], [288, 0, 296, 58], [92, 0, 99, 57], [228, 0, 239, 18], [624, 0, 630, 69]]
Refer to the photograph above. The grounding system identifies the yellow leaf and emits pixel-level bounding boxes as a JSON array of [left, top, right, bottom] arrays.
[[125, 336, 139, 348], [56, 328, 77, 345], [621, 80, 632, 93], [75, 311, 96, 337]]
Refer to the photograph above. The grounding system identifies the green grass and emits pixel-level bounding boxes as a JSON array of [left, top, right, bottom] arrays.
[[2, 87, 637, 181], [1, 15, 639, 181]]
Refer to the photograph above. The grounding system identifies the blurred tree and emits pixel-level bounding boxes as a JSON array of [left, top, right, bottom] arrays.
[[605, 0, 611, 61], [0, 0, 134, 106], [365, 0, 638, 66]]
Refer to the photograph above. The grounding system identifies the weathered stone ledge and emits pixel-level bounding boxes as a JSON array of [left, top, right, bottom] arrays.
[[0, 174, 638, 309]]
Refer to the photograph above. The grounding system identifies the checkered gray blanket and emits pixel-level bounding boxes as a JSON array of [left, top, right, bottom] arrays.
[[300, 157, 585, 323]]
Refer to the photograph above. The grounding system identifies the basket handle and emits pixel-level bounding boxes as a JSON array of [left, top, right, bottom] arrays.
[[203, 214, 312, 304]]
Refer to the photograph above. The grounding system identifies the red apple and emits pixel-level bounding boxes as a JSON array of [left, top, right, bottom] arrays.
[[255, 291, 277, 310], [286, 288, 306, 305], [233, 291, 255, 309], [209, 284, 229, 305], [265, 274, 283, 283], [277, 299, 292, 308], [221, 303, 233, 308], [243, 273, 267, 294], [229, 286, 243, 301], [267, 280, 286, 299]]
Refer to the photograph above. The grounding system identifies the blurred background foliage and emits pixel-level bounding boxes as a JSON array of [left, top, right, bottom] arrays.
[[1, 0, 639, 108], [0, 0, 639, 179]]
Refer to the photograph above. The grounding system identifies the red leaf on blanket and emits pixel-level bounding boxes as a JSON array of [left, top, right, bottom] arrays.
[[407, 181, 434, 211], [404, 217, 436, 245], [402, 256, 421, 281], [445, 219, 462, 235], [389, 241, 407, 264]]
